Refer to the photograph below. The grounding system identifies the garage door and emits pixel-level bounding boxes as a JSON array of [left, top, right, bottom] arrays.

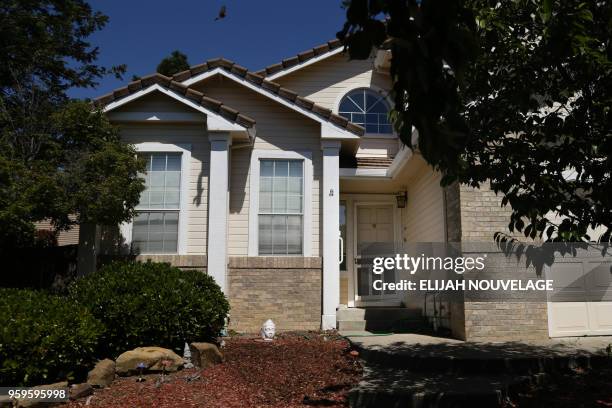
[[547, 257, 612, 337]]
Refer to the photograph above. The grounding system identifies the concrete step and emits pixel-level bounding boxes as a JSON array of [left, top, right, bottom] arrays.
[[337, 307, 421, 322], [349, 366, 535, 408], [338, 319, 427, 333]]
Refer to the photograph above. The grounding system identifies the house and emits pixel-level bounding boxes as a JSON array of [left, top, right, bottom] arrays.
[[78, 39, 612, 341]]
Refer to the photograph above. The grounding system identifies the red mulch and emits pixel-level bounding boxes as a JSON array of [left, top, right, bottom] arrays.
[[64, 332, 361, 408]]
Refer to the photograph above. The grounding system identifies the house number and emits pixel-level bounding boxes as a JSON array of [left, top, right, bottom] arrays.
[[329, 189, 334, 196]]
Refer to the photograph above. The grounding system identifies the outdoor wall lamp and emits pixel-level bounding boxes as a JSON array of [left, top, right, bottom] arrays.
[[396, 191, 408, 208]]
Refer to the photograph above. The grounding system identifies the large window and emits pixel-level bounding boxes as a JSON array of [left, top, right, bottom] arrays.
[[132, 153, 182, 254], [258, 159, 304, 255], [339, 88, 392, 134]]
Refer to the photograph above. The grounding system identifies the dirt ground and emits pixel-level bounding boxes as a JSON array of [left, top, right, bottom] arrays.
[[64, 332, 361, 408]]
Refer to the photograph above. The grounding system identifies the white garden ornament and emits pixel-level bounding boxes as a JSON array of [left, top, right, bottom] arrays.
[[260, 319, 276, 341]]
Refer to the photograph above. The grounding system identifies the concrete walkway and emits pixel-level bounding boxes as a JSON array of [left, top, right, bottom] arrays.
[[344, 332, 612, 407], [343, 332, 612, 358]]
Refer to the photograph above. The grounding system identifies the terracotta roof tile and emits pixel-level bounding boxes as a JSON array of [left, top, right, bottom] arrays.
[[167, 58, 364, 136], [297, 50, 315, 61], [255, 39, 345, 77], [190, 63, 209, 76], [282, 56, 300, 68], [278, 87, 298, 101], [93, 73, 255, 129], [312, 104, 332, 119]]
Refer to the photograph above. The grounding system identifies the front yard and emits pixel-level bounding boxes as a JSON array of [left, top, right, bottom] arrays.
[[64, 333, 361, 408]]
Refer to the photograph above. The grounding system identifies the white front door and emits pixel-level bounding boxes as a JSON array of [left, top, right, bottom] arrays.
[[354, 203, 401, 306]]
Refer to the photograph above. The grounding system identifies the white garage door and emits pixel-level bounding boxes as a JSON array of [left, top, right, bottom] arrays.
[[547, 257, 612, 337]]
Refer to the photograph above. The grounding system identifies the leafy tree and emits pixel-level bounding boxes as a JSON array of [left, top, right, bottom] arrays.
[[0, 0, 144, 249], [156, 50, 190, 76], [339, 0, 611, 243]]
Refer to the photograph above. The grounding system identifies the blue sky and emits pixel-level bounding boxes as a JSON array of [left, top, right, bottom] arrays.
[[69, 0, 347, 99]]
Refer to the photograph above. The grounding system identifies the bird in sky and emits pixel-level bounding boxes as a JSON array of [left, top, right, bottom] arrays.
[[215, 5, 227, 21]]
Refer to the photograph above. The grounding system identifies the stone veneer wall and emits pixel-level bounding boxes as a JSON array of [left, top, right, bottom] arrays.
[[444, 182, 549, 341], [227, 257, 322, 332]]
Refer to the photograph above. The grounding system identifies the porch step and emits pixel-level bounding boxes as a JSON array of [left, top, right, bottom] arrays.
[[349, 365, 534, 408], [337, 308, 424, 332], [337, 307, 421, 321]]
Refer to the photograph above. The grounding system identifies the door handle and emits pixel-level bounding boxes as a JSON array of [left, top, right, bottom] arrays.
[[338, 234, 344, 265]]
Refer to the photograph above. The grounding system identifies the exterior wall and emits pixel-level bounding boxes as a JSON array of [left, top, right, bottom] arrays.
[[34, 219, 79, 246], [276, 53, 398, 159], [227, 257, 322, 332], [195, 76, 322, 256], [118, 122, 210, 255], [134, 254, 207, 272], [402, 166, 446, 243], [445, 181, 549, 341], [274, 53, 390, 111]]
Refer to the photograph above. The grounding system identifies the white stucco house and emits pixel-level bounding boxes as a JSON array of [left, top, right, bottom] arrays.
[[78, 39, 612, 341]]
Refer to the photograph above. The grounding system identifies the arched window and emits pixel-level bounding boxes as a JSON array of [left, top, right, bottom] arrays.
[[338, 88, 392, 134]]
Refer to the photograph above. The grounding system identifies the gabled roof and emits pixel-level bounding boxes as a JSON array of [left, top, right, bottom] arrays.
[[94, 73, 256, 129], [254, 39, 345, 79], [172, 58, 364, 137]]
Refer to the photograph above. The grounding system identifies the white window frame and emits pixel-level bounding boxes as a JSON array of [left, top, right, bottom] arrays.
[[334, 85, 397, 139], [120, 142, 191, 255], [248, 150, 312, 257]]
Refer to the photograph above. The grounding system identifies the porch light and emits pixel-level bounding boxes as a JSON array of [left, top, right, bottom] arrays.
[[396, 191, 408, 208]]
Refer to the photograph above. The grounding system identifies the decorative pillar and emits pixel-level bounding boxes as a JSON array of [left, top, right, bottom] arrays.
[[208, 132, 231, 292], [321, 140, 341, 330]]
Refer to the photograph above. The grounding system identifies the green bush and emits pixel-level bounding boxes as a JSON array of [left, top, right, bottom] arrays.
[[0, 288, 103, 386], [69, 261, 229, 357]]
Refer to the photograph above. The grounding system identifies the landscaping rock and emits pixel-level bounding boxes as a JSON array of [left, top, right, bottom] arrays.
[[69, 383, 93, 400], [190, 342, 223, 369], [87, 358, 116, 388], [115, 347, 184, 375], [16, 381, 68, 408]]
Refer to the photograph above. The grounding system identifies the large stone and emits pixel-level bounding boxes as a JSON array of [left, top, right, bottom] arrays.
[[189, 342, 223, 369], [87, 358, 115, 388], [69, 383, 93, 400], [16, 381, 68, 408], [115, 347, 184, 375]]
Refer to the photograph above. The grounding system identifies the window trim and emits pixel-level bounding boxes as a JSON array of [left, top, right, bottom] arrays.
[[248, 150, 312, 257], [120, 142, 191, 255]]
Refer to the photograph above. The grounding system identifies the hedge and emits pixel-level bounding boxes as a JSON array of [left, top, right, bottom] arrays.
[[69, 261, 229, 357], [0, 288, 103, 386]]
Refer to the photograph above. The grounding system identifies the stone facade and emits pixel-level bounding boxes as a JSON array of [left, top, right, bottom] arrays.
[[227, 257, 322, 332]]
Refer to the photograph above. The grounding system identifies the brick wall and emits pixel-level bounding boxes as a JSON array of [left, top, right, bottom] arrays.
[[464, 302, 549, 341], [444, 182, 549, 341], [227, 257, 322, 332], [134, 255, 207, 272]]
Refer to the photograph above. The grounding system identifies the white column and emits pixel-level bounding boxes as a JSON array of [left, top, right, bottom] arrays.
[[208, 132, 231, 292], [321, 140, 341, 330]]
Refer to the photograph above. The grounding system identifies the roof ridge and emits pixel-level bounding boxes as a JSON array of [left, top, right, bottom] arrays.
[[93, 73, 256, 129], [171, 55, 365, 136], [253, 39, 343, 77]]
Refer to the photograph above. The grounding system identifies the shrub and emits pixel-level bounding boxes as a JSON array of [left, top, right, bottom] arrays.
[[69, 261, 229, 358], [0, 288, 103, 386]]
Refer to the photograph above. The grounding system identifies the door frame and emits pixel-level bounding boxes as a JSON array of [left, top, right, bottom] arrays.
[[340, 194, 403, 307]]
